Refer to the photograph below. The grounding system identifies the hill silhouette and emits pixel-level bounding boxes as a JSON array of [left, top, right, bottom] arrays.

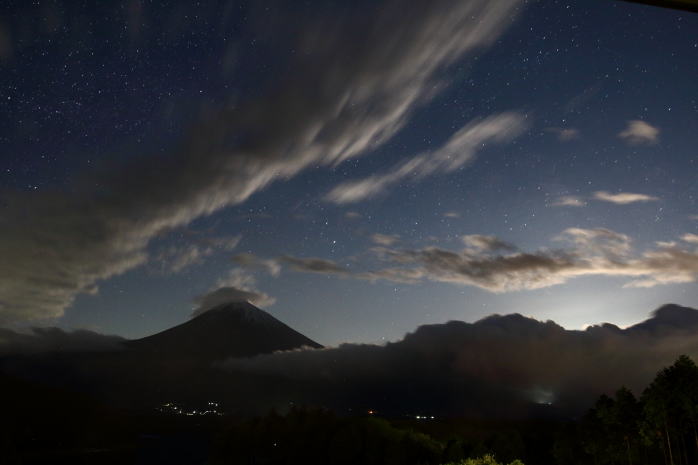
[[128, 301, 322, 361]]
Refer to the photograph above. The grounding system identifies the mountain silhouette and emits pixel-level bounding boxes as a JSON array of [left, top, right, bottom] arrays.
[[128, 301, 322, 361], [627, 303, 698, 333], [4, 302, 698, 417]]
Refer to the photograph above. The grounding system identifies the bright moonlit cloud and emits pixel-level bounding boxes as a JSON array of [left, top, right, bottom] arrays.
[[618, 120, 660, 145], [682, 233, 698, 244], [0, 0, 522, 324], [593, 191, 659, 204]]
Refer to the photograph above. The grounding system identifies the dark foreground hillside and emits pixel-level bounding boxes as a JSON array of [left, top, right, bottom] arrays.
[[4, 354, 698, 465]]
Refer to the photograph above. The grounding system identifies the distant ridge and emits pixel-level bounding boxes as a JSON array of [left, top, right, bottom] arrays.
[[127, 301, 322, 361], [627, 303, 698, 333]]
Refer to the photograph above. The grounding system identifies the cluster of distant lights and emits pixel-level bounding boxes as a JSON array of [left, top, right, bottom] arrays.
[[367, 410, 435, 420], [158, 401, 223, 416]]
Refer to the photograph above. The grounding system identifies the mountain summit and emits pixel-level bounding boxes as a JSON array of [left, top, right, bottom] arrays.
[[627, 303, 698, 333], [128, 301, 322, 361]]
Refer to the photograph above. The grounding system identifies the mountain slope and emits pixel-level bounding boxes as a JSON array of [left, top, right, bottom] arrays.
[[626, 303, 698, 333], [127, 301, 322, 361]]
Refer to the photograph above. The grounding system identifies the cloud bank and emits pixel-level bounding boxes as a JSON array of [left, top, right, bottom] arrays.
[[0, 0, 521, 324], [222, 304, 698, 417]]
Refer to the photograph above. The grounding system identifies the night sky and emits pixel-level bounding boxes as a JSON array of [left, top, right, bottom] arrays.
[[1, 0, 696, 346]]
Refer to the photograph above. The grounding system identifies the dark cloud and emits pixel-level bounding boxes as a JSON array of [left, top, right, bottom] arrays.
[[0, 0, 521, 324], [379, 247, 577, 291], [366, 228, 698, 291], [251, 228, 698, 292], [0, 327, 125, 355], [222, 304, 698, 417]]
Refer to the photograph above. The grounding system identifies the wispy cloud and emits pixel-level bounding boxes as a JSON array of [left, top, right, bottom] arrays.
[[461, 234, 516, 252], [551, 195, 586, 207], [232, 253, 281, 277], [618, 120, 659, 145], [280, 256, 350, 276], [153, 235, 241, 274], [545, 127, 580, 141], [325, 112, 527, 204], [371, 233, 400, 246], [593, 191, 659, 205]]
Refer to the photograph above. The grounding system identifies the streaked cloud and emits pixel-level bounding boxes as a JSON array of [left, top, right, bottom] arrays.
[[0, 0, 521, 324], [153, 235, 241, 274], [325, 112, 528, 204], [618, 120, 659, 145]]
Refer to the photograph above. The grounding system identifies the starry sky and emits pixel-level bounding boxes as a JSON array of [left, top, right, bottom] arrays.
[[0, 0, 696, 345]]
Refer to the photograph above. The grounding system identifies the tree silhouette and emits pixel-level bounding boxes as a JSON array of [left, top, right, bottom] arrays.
[[641, 355, 698, 465]]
